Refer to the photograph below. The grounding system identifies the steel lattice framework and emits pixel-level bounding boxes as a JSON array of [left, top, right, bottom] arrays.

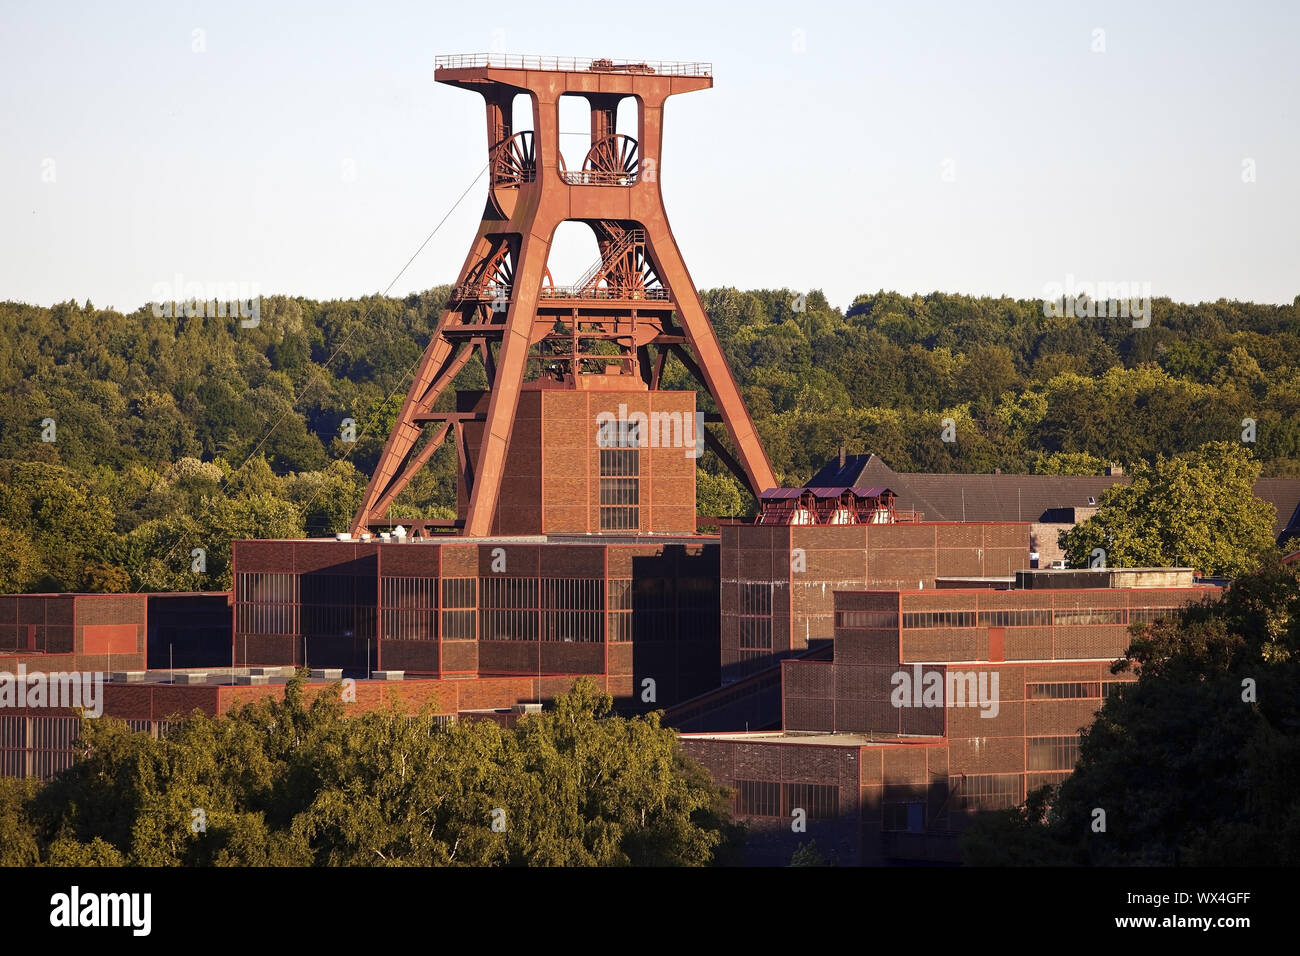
[[351, 56, 775, 537]]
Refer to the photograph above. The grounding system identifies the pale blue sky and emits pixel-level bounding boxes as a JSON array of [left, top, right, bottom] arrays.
[[2, 0, 1296, 313]]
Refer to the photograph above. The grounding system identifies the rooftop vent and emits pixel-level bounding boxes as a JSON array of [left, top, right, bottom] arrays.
[[513, 702, 543, 715]]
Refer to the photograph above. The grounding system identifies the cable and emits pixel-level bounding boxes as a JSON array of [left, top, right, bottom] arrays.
[[135, 160, 488, 591]]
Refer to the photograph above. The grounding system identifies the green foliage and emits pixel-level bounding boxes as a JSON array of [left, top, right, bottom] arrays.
[[789, 839, 834, 866], [1060, 442, 1276, 576], [962, 558, 1300, 865], [2, 289, 1298, 591], [14, 675, 742, 867]]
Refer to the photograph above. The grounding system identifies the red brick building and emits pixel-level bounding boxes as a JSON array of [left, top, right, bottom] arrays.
[[720, 521, 1033, 680], [682, 569, 1219, 865], [231, 535, 719, 713]]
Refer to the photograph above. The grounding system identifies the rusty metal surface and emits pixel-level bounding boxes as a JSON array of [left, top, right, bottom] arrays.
[[352, 57, 775, 537]]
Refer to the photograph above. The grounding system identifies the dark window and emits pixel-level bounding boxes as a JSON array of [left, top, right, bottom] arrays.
[[235, 572, 296, 635], [735, 780, 782, 817], [883, 802, 926, 833], [835, 609, 899, 629], [784, 783, 839, 820], [540, 578, 604, 642], [953, 774, 1022, 811], [1027, 735, 1081, 771], [480, 577, 538, 641], [1025, 681, 1101, 700], [441, 578, 477, 641], [902, 610, 977, 629], [737, 582, 772, 649], [381, 576, 438, 641]]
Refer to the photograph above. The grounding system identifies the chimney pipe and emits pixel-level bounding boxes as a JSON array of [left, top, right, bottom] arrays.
[[839, 444, 846, 468]]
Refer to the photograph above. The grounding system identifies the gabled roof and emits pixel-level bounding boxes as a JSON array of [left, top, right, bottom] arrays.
[[804, 455, 1300, 539]]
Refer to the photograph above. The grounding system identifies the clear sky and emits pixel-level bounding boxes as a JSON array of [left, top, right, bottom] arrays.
[[2, 0, 1296, 314]]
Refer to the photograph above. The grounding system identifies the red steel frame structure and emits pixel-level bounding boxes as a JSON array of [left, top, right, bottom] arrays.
[[352, 55, 775, 538]]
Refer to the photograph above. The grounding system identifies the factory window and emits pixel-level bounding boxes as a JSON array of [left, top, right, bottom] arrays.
[[1100, 680, 1131, 700], [441, 577, 477, 641], [735, 779, 782, 817], [784, 783, 839, 820], [902, 611, 977, 629], [540, 577, 604, 642], [599, 421, 640, 531], [607, 579, 632, 642], [737, 582, 772, 650], [381, 576, 438, 641], [480, 577, 538, 641], [1052, 607, 1126, 626], [1025, 771, 1072, 793], [1025, 681, 1101, 700], [976, 609, 1054, 628], [1128, 606, 1182, 624], [952, 774, 1022, 811], [1027, 735, 1082, 772], [299, 574, 375, 640], [235, 572, 296, 635], [835, 610, 899, 629]]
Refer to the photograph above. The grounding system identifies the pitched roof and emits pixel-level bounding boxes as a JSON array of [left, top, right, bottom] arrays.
[[807, 455, 1300, 539]]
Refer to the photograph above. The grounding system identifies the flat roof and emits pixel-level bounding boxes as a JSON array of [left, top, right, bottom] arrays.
[[680, 731, 942, 747], [94, 668, 442, 687], [240, 533, 717, 546]]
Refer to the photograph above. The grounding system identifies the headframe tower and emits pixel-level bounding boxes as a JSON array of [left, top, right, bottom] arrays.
[[352, 54, 775, 537]]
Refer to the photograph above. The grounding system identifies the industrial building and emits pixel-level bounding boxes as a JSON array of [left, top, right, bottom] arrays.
[[682, 568, 1219, 865], [2, 53, 1295, 870]]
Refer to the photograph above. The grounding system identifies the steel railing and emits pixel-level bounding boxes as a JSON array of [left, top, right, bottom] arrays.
[[539, 287, 669, 300], [435, 54, 712, 77], [559, 169, 638, 186]]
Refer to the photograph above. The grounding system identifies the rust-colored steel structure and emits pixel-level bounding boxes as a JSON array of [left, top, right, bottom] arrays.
[[352, 54, 775, 538]]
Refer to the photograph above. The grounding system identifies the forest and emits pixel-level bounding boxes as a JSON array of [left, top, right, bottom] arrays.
[[2, 287, 1298, 591]]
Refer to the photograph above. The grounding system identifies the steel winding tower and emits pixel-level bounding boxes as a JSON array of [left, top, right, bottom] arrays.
[[352, 54, 775, 537]]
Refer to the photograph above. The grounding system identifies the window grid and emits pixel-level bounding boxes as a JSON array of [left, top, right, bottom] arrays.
[[735, 779, 782, 817], [480, 577, 539, 641], [1025, 681, 1101, 700], [442, 578, 477, 640], [953, 774, 1023, 811], [785, 783, 839, 820], [599, 426, 640, 531], [235, 572, 296, 635], [737, 582, 772, 650], [835, 610, 900, 629], [902, 611, 977, 629], [381, 576, 438, 642], [1027, 735, 1082, 772]]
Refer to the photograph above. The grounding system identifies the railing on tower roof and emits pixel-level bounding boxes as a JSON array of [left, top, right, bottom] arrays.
[[434, 54, 713, 77]]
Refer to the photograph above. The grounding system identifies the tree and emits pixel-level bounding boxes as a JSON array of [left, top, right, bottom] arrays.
[[14, 676, 742, 867], [0, 522, 40, 592], [963, 558, 1300, 865], [1060, 442, 1276, 576]]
